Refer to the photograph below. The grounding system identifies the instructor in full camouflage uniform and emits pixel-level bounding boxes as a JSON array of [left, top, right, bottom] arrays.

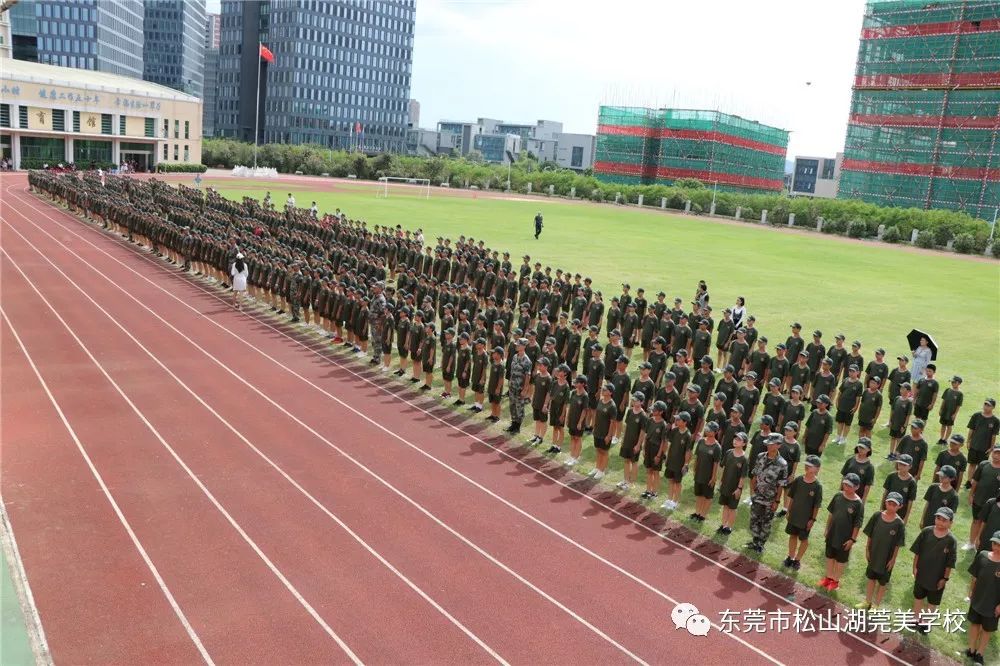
[[747, 433, 789, 553], [507, 338, 533, 434], [369, 281, 387, 366]]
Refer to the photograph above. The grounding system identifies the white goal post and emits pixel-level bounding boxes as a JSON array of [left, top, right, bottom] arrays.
[[377, 176, 431, 199]]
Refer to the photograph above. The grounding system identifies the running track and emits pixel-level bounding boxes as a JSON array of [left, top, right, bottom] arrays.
[[0, 173, 937, 665]]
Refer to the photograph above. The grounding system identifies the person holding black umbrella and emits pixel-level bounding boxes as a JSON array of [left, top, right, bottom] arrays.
[[909, 333, 935, 387]]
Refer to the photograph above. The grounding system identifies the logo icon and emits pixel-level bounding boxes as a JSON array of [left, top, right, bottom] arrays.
[[672, 602, 711, 636]]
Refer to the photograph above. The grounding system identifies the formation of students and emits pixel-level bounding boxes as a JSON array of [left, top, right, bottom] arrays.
[[30, 170, 1000, 663]]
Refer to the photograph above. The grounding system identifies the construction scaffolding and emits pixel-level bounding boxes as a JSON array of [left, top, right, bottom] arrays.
[[595, 106, 789, 194], [838, 0, 1000, 218]]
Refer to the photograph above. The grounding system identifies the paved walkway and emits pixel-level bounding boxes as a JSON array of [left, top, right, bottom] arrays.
[[1, 546, 36, 666]]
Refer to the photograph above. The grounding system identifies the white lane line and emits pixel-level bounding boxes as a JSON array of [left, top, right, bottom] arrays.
[[0, 312, 214, 666], [0, 497, 54, 666], [4, 195, 792, 666], [2, 220, 645, 664], [1, 249, 364, 666]]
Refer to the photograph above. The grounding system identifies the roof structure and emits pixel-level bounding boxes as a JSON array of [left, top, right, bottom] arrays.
[[0, 58, 200, 103]]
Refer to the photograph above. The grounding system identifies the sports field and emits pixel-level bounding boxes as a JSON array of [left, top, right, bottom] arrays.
[[208, 175, 1000, 660]]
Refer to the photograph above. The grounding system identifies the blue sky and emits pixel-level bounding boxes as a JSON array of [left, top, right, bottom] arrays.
[[209, 0, 868, 157]]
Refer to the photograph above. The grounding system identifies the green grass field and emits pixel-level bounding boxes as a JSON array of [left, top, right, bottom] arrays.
[[209, 178, 1000, 661]]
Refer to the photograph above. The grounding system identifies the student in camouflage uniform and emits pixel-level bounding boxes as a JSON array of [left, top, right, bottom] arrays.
[[506, 338, 533, 434], [746, 434, 789, 553], [369, 281, 387, 365], [287, 263, 305, 323]]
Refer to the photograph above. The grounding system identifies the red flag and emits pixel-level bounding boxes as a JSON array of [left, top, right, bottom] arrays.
[[354, 121, 362, 134], [259, 44, 275, 63]]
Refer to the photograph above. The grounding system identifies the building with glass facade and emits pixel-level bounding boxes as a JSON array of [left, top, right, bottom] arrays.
[[18, 0, 145, 78], [216, 0, 415, 152], [143, 0, 207, 98], [0, 57, 202, 170]]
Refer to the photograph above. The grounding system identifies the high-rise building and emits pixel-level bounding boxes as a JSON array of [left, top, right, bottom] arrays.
[[24, 0, 144, 77], [143, 0, 207, 98], [205, 12, 220, 49], [217, 0, 415, 152], [1, 6, 12, 59], [838, 0, 1000, 218], [202, 13, 220, 137], [595, 106, 789, 193], [7, 0, 37, 62], [407, 98, 419, 128]]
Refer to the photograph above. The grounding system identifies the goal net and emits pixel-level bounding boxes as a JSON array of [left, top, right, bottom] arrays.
[[377, 176, 431, 199]]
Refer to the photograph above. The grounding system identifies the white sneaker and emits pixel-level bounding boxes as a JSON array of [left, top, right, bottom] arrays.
[[616, 480, 627, 489], [661, 500, 674, 510], [564, 458, 576, 467], [743, 498, 753, 506], [962, 542, 976, 551], [622, 482, 631, 490], [587, 469, 598, 477], [593, 470, 605, 480], [611, 437, 620, 445]]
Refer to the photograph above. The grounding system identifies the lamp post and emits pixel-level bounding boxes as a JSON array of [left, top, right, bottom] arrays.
[[991, 206, 998, 241]]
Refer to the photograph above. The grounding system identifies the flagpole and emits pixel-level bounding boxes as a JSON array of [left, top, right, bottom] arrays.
[[254, 42, 262, 169]]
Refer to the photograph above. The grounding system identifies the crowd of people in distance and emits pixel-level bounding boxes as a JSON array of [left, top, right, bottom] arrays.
[[29, 170, 1000, 663]]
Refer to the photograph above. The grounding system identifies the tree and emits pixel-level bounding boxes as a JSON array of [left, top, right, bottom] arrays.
[[466, 150, 484, 163]]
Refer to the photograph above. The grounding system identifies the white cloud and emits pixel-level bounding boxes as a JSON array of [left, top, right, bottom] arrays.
[[411, 0, 868, 158]]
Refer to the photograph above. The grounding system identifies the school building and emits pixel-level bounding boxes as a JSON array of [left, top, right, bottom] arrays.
[[0, 58, 202, 171]]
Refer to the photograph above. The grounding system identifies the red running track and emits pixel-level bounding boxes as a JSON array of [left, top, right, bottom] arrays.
[[0, 173, 930, 665]]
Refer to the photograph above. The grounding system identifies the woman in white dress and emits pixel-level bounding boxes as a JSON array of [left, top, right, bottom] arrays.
[[911, 336, 933, 383], [731, 296, 747, 329], [231, 252, 249, 310]]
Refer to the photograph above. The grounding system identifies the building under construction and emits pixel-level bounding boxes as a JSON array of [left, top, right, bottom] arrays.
[[838, 0, 1000, 219], [594, 106, 789, 193]]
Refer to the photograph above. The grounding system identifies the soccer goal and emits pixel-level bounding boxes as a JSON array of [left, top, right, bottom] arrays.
[[377, 176, 431, 199]]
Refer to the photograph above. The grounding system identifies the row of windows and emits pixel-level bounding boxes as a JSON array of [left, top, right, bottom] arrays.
[[39, 53, 95, 69], [38, 20, 96, 38], [162, 143, 190, 161], [266, 86, 405, 114], [35, 2, 93, 21], [265, 110, 405, 131], [38, 37, 96, 55], [294, 0, 414, 22], [272, 13, 412, 44]]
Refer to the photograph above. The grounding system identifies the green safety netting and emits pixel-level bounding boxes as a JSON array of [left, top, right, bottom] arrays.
[[863, 1, 1000, 28], [595, 106, 788, 193]]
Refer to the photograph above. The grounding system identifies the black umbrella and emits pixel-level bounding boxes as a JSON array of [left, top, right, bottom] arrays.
[[907, 329, 938, 361]]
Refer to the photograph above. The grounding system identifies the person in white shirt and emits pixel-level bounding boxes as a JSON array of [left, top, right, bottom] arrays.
[[231, 253, 249, 310], [285, 193, 296, 210]]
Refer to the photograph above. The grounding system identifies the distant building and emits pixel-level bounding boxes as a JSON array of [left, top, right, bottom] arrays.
[[473, 133, 520, 164], [0, 58, 202, 170], [202, 12, 219, 137], [217, 0, 415, 152], [430, 116, 593, 169], [7, 0, 36, 62], [554, 132, 595, 171], [19, 0, 145, 78], [837, 0, 1000, 218], [143, 0, 207, 98], [595, 106, 789, 192], [790, 154, 843, 198], [407, 98, 419, 129], [0, 7, 12, 59], [205, 12, 220, 49]]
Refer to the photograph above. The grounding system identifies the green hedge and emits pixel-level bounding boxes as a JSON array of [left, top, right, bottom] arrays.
[[201, 138, 996, 256], [157, 163, 207, 173]]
